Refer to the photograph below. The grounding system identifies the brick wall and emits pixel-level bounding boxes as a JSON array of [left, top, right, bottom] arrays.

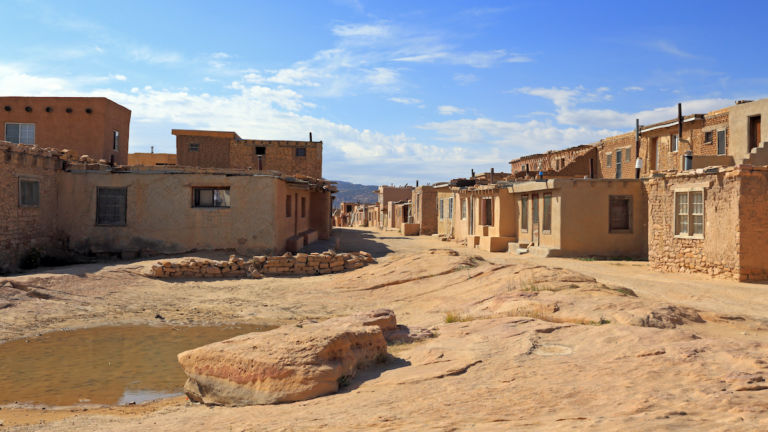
[[0, 142, 63, 272], [598, 133, 636, 179], [176, 134, 231, 168], [230, 139, 322, 178]]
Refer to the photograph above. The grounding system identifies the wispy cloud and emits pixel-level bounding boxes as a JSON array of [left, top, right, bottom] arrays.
[[388, 97, 422, 105], [111, 74, 127, 81], [332, 23, 391, 38], [453, 73, 478, 85], [395, 49, 531, 68], [129, 46, 182, 64], [624, 86, 644, 92], [438, 105, 464, 115], [648, 40, 695, 58]]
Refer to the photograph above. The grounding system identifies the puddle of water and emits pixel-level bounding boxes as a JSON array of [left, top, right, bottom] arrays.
[[0, 324, 272, 407]]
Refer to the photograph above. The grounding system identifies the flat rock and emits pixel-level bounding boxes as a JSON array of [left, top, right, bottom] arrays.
[[177, 310, 394, 406]]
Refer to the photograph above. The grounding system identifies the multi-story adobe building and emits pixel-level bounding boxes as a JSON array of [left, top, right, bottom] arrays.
[[0, 96, 131, 165], [173, 129, 322, 178]]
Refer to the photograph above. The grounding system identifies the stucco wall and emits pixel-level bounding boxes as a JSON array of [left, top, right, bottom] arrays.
[[412, 186, 437, 235], [0, 143, 63, 271], [726, 99, 768, 163], [736, 169, 768, 281], [127, 153, 177, 166], [232, 139, 322, 178], [0, 97, 130, 165], [56, 171, 281, 256]]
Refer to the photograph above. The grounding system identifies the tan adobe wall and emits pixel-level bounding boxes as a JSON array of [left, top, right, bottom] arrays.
[[512, 181, 561, 250], [0, 142, 64, 272], [735, 169, 768, 281], [0, 97, 130, 165], [436, 189, 454, 236], [697, 112, 729, 156], [599, 133, 637, 179], [726, 99, 768, 163], [175, 134, 231, 168], [127, 153, 177, 166], [231, 140, 322, 178], [647, 171, 740, 279], [412, 186, 437, 235], [510, 145, 594, 175], [377, 186, 414, 205]]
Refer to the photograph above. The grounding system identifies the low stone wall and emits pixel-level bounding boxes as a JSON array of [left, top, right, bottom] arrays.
[[149, 250, 375, 279]]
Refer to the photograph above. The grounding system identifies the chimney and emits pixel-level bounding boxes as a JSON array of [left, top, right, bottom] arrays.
[[309, 132, 313, 142], [416, 180, 419, 187], [677, 103, 683, 141], [151, 146, 154, 154], [471, 169, 475, 178], [490, 167, 495, 184]]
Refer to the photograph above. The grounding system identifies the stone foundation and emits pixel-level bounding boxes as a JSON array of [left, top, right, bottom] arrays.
[[149, 250, 375, 279]]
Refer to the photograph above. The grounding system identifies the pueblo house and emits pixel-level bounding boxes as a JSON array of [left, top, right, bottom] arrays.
[[1, 96, 131, 165], [173, 129, 323, 178]]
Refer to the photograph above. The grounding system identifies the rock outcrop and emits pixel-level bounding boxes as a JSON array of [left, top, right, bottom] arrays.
[[177, 310, 397, 406]]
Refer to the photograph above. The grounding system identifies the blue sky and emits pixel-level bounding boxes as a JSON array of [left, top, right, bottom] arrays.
[[2, 0, 767, 184]]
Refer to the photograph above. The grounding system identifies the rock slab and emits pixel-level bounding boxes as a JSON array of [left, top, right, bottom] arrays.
[[177, 311, 394, 406]]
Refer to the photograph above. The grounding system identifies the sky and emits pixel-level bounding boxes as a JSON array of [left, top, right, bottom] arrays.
[[2, 0, 767, 184]]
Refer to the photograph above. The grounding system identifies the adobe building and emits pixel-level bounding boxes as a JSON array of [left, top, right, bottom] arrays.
[[376, 185, 414, 229], [452, 183, 517, 252], [0, 141, 333, 272], [647, 166, 768, 281], [510, 144, 599, 179], [435, 183, 455, 237], [127, 152, 177, 166], [509, 179, 648, 258], [173, 129, 322, 178], [0, 96, 131, 165], [411, 185, 438, 235]]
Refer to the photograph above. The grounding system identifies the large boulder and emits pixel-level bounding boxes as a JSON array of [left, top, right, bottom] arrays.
[[177, 311, 394, 406]]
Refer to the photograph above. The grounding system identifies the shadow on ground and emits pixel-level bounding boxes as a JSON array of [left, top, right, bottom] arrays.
[[302, 228, 394, 258], [339, 354, 411, 393]]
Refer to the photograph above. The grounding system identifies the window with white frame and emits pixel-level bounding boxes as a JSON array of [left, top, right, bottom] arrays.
[[675, 190, 704, 236], [5, 123, 35, 144], [438, 199, 444, 220], [670, 134, 678, 152]]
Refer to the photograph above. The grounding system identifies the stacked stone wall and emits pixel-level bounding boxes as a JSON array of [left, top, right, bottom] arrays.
[[150, 250, 375, 279], [231, 140, 322, 178], [647, 170, 740, 279], [0, 142, 65, 272]]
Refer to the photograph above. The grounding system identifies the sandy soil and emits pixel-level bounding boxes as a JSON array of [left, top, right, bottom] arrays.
[[1, 228, 767, 431]]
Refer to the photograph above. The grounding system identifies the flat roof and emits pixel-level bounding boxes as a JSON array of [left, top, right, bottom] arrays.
[[171, 129, 241, 139]]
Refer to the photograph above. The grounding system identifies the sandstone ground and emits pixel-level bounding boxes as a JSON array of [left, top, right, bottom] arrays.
[[1, 228, 767, 431]]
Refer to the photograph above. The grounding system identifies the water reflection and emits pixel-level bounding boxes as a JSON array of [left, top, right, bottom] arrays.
[[0, 324, 272, 406]]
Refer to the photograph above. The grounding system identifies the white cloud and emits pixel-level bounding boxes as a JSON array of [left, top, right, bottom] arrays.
[[332, 24, 390, 38], [365, 67, 398, 86], [395, 48, 531, 68], [112, 74, 127, 81], [129, 47, 182, 64], [211, 52, 230, 59], [453, 73, 478, 85], [648, 40, 695, 59], [624, 86, 644, 92], [438, 105, 465, 115], [388, 97, 422, 105]]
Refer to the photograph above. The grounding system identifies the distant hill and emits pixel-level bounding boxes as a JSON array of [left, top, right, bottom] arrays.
[[333, 181, 378, 208]]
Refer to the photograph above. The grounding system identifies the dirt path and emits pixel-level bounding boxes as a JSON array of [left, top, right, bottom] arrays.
[[2, 228, 767, 431]]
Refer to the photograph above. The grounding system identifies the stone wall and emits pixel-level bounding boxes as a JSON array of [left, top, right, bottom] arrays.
[[0, 142, 64, 272], [149, 251, 375, 279], [647, 170, 740, 279], [736, 168, 768, 281], [231, 139, 322, 178]]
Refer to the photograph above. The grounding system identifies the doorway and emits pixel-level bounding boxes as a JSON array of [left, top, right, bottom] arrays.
[[749, 116, 762, 152]]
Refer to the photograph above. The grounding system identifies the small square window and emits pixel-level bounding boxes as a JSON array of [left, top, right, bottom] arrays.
[[295, 147, 306, 157], [255, 146, 266, 155], [19, 179, 40, 207], [193, 188, 230, 208], [704, 131, 713, 144], [96, 187, 127, 226], [189, 143, 200, 152]]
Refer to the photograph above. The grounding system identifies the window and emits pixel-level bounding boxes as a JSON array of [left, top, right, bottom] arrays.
[[286, 195, 292, 217], [609, 196, 632, 232], [189, 143, 200, 152], [193, 188, 230, 208], [5, 123, 35, 144], [615, 149, 623, 179], [483, 198, 493, 226], [461, 198, 467, 220], [439, 199, 444, 220], [704, 131, 713, 144], [96, 187, 127, 226], [255, 146, 266, 155], [295, 147, 306, 157], [113, 130, 119, 151], [625, 148, 632, 162], [717, 129, 727, 155], [606, 153, 612, 167], [675, 190, 704, 236], [543, 194, 552, 232], [301, 197, 306, 218], [670, 134, 678, 152], [19, 179, 39, 207], [521, 195, 528, 231], [448, 197, 453, 219]]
